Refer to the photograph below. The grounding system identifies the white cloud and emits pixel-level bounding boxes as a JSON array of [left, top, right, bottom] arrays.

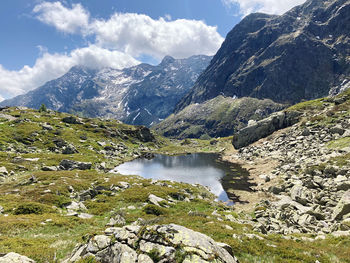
[[0, 2, 225, 100], [0, 95, 4, 103], [33, 1, 89, 34], [90, 13, 224, 59], [223, 0, 306, 16], [33, 2, 224, 59], [0, 45, 139, 99]]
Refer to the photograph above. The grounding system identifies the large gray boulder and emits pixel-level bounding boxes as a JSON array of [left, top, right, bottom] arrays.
[[65, 224, 238, 263], [333, 190, 350, 220], [59, 159, 92, 170], [232, 111, 301, 149], [0, 252, 35, 263]]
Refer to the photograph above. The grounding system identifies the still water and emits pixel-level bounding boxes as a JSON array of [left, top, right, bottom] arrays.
[[112, 153, 251, 204]]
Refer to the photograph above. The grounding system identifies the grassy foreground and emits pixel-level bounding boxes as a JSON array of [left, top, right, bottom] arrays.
[[0, 107, 349, 262]]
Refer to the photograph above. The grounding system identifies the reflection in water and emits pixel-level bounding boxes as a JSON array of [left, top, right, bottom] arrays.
[[112, 153, 254, 204]]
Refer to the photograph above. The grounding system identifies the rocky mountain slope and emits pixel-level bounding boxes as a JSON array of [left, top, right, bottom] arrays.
[[176, 0, 350, 112], [154, 96, 285, 139], [0, 55, 211, 127], [223, 89, 350, 238]]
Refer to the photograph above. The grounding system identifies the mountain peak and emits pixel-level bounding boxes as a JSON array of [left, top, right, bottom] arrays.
[[160, 55, 176, 66]]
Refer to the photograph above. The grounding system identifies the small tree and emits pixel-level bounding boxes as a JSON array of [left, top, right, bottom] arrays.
[[38, 103, 47, 113]]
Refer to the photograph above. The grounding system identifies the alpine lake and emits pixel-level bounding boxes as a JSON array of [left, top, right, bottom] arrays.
[[112, 153, 255, 205]]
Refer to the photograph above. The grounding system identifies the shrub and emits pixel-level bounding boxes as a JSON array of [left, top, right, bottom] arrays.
[[38, 104, 47, 113], [143, 204, 167, 216], [14, 202, 48, 215]]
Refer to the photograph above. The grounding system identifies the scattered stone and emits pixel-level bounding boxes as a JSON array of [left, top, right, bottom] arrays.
[[59, 160, 92, 171], [41, 166, 58, 171], [0, 252, 35, 263], [62, 116, 82, 124], [148, 194, 166, 207], [62, 145, 78, 154], [0, 166, 8, 177], [42, 124, 53, 130], [106, 214, 126, 227], [78, 213, 93, 219]]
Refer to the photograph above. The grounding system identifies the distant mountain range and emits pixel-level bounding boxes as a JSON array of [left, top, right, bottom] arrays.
[[176, 0, 350, 112], [2, 0, 349, 139], [1, 55, 212, 127]]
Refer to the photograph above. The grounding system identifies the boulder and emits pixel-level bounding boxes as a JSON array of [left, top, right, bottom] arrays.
[[65, 224, 238, 263], [333, 190, 350, 220], [0, 166, 8, 177], [148, 194, 166, 207], [121, 127, 155, 143], [62, 145, 79, 155], [62, 116, 82, 124], [232, 111, 301, 149], [59, 160, 92, 171], [41, 166, 58, 171], [0, 252, 35, 263], [106, 214, 126, 227]]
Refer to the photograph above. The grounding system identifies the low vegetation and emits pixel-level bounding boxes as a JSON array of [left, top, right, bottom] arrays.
[[0, 105, 349, 262]]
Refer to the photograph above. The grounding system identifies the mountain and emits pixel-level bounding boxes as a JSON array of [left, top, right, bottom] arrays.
[[176, 0, 350, 112], [154, 96, 285, 139], [1, 55, 212, 126]]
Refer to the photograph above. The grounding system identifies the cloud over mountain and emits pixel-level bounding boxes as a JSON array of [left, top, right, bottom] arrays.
[[222, 0, 306, 15]]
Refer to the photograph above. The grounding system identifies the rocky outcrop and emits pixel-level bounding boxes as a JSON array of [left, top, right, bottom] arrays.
[[121, 126, 155, 143], [232, 111, 301, 149], [176, 0, 350, 112], [0, 252, 35, 263], [65, 224, 238, 263], [233, 110, 350, 234], [59, 160, 92, 171]]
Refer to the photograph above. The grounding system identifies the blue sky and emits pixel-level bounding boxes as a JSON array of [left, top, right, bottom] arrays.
[[0, 0, 305, 100]]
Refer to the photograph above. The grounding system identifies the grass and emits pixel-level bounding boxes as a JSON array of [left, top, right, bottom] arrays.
[[1, 107, 350, 262]]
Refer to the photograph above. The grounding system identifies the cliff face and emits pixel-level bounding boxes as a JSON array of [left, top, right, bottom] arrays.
[[176, 0, 350, 112]]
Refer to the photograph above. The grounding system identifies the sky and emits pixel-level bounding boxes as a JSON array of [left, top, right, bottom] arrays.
[[0, 0, 306, 101]]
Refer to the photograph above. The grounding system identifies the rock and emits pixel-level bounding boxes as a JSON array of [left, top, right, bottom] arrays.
[[62, 145, 78, 154], [232, 111, 301, 149], [42, 124, 53, 130], [332, 190, 350, 220], [290, 184, 308, 205], [330, 125, 345, 135], [87, 235, 111, 253], [66, 224, 238, 262], [62, 116, 82, 124], [106, 214, 126, 227], [41, 166, 57, 171], [268, 186, 284, 194], [0, 166, 8, 177], [59, 160, 92, 170], [301, 128, 311, 136], [65, 201, 87, 212], [148, 194, 166, 207], [0, 252, 35, 263], [331, 231, 350, 237], [121, 127, 155, 143], [137, 254, 153, 263], [78, 213, 93, 219]]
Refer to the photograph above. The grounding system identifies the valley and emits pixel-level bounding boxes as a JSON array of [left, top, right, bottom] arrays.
[[0, 0, 350, 262]]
